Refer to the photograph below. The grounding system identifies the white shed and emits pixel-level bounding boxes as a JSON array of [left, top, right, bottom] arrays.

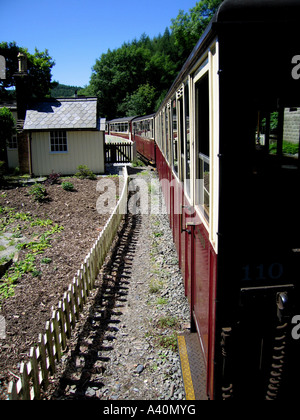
[[23, 97, 106, 176]]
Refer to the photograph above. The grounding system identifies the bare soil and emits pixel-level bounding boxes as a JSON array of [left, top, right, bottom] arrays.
[[0, 176, 120, 400]]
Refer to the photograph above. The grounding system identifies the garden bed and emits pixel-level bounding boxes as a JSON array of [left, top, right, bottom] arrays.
[[0, 176, 120, 400]]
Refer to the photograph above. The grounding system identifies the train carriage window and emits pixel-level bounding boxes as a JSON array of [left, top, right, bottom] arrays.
[[149, 119, 153, 139], [179, 96, 184, 182], [162, 111, 165, 155], [172, 98, 179, 176], [195, 72, 210, 222], [165, 107, 169, 161], [255, 107, 300, 171], [142, 121, 145, 137], [185, 81, 191, 197]]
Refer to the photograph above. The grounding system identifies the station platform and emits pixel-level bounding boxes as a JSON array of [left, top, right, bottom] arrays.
[[177, 333, 208, 400]]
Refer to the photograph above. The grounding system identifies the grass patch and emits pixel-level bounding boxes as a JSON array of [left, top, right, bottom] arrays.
[[158, 333, 178, 351], [149, 278, 163, 294], [157, 316, 179, 329]]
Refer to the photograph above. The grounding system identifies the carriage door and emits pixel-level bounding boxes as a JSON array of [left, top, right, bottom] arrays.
[[191, 61, 211, 361]]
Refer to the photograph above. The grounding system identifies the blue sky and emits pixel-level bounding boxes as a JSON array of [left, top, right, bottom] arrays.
[[0, 0, 198, 87]]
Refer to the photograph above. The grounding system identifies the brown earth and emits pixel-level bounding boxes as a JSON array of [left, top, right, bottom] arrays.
[[0, 176, 120, 400]]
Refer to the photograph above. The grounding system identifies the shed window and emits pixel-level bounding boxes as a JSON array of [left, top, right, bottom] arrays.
[[50, 131, 68, 153], [8, 134, 18, 150]]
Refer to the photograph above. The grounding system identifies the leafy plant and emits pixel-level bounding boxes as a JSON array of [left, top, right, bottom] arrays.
[[0, 161, 6, 185], [43, 224, 64, 237], [153, 232, 163, 238], [30, 218, 53, 227], [45, 171, 61, 185], [157, 316, 179, 329], [75, 165, 96, 180], [23, 238, 51, 254], [41, 257, 52, 264], [149, 278, 163, 294], [29, 183, 48, 202], [62, 181, 74, 191], [158, 333, 178, 351], [269, 140, 299, 155]]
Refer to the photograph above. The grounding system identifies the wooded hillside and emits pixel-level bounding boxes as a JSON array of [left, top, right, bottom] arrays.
[[79, 0, 223, 119]]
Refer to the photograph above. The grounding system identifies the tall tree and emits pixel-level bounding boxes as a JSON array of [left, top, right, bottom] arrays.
[[83, 0, 224, 118], [0, 42, 56, 101], [0, 107, 15, 164], [118, 84, 157, 117], [171, 0, 223, 63]]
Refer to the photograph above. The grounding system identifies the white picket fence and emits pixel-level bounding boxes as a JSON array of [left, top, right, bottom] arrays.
[[7, 167, 129, 400]]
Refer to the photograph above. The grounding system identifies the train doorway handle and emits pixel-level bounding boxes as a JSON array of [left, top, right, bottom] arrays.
[[276, 292, 289, 322], [180, 205, 194, 234]]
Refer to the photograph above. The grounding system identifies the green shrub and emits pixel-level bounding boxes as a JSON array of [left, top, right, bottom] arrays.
[[75, 165, 96, 180], [29, 184, 47, 202], [62, 181, 74, 191], [0, 161, 5, 185]]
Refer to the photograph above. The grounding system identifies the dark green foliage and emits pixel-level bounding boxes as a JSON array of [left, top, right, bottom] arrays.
[[61, 181, 75, 191], [81, 1, 224, 119], [0, 107, 16, 164], [0, 161, 5, 185], [51, 84, 83, 98], [29, 184, 48, 203], [75, 165, 97, 180], [0, 41, 56, 101], [170, 0, 223, 63]]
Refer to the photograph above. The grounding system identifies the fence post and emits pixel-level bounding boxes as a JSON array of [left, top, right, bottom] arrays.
[[7, 167, 129, 400], [45, 321, 56, 375], [132, 142, 137, 162], [58, 301, 67, 350], [29, 347, 41, 400], [38, 333, 49, 391], [20, 362, 30, 400], [63, 292, 72, 338]]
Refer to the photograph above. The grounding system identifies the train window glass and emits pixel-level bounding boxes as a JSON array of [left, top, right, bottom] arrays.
[[149, 119, 153, 139], [157, 117, 161, 148], [162, 111, 165, 155], [165, 108, 169, 161], [256, 108, 300, 170], [195, 72, 210, 222], [185, 81, 191, 197], [172, 98, 179, 176], [179, 97, 184, 182]]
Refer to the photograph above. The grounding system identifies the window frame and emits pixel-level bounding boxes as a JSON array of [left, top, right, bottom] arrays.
[[50, 131, 68, 154], [8, 134, 18, 150], [193, 66, 210, 224]]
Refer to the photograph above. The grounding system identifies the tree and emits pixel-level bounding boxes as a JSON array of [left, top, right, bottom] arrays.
[[171, 0, 224, 63], [84, 1, 224, 118], [0, 42, 56, 101], [118, 84, 157, 116], [51, 83, 83, 98], [0, 107, 16, 164], [27, 48, 57, 99], [87, 31, 180, 119]]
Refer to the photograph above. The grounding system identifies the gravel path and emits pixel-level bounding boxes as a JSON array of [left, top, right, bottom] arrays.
[[44, 167, 191, 400]]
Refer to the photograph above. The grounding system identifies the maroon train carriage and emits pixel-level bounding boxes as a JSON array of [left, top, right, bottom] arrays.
[[132, 114, 156, 164], [154, 0, 300, 400], [107, 116, 136, 141]]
